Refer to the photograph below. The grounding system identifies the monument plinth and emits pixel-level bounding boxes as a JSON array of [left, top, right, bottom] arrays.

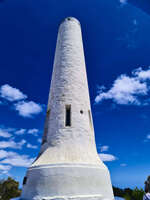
[[21, 17, 114, 200]]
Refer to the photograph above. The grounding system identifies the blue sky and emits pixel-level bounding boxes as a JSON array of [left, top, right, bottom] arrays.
[[0, 0, 150, 189]]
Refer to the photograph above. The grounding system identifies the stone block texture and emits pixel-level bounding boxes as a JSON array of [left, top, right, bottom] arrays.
[[21, 17, 114, 200]]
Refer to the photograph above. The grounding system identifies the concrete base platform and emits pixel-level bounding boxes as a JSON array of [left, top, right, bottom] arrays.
[[21, 164, 114, 200]]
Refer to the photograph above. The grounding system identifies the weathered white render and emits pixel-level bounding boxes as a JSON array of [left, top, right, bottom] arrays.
[[21, 17, 114, 200]]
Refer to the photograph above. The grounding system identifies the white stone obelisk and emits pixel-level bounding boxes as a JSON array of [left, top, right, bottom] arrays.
[[21, 17, 114, 200]]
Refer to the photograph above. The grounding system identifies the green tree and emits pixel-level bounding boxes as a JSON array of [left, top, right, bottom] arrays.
[[113, 186, 125, 197], [124, 188, 133, 197], [132, 187, 144, 200], [0, 177, 21, 200], [113, 186, 145, 200], [124, 193, 132, 200]]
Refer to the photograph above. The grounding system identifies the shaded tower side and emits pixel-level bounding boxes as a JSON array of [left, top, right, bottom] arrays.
[[21, 17, 114, 200]]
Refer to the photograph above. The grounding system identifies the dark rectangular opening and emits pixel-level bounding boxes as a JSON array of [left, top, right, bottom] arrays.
[[88, 110, 93, 129], [42, 109, 50, 145], [65, 105, 71, 127], [23, 177, 27, 185]]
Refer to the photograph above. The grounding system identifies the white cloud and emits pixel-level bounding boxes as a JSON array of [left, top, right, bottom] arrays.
[[101, 145, 109, 152], [0, 150, 35, 167], [0, 139, 26, 149], [37, 138, 42, 143], [0, 164, 12, 175], [0, 84, 42, 118], [0, 150, 7, 159], [0, 128, 12, 138], [28, 128, 39, 136], [0, 126, 40, 138], [15, 129, 26, 135], [147, 135, 150, 139], [0, 84, 27, 102], [0, 164, 12, 171], [120, 163, 127, 167], [2, 156, 34, 167], [119, 0, 127, 6], [0, 150, 17, 159], [27, 143, 38, 149], [14, 101, 43, 117], [133, 67, 150, 80], [95, 67, 150, 106], [119, 0, 128, 8], [99, 153, 117, 162]]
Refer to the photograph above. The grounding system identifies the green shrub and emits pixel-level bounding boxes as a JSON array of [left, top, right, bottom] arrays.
[[0, 177, 21, 200]]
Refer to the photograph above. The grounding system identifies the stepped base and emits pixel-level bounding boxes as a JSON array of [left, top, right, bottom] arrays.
[[21, 164, 114, 200], [21, 196, 108, 200]]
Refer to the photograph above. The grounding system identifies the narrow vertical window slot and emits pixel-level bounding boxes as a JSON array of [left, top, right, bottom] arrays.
[[42, 109, 50, 145], [65, 105, 71, 127], [88, 110, 93, 129], [23, 177, 27, 185]]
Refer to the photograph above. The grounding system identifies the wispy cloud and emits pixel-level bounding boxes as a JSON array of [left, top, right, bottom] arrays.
[[0, 150, 35, 167], [0, 84, 27, 102], [95, 67, 150, 106], [0, 164, 11, 171], [27, 143, 38, 149], [28, 128, 39, 136], [144, 134, 150, 142], [0, 128, 12, 138], [120, 163, 127, 167], [101, 145, 109, 152], [0, 164, 12, 175], [147, 135, 150, 139], [0, 139, 26, 149], [119, 0, 127, 6], [37, 138, 42, 143], [140, 114, 148, 120], [15, 129, 26, 135], [1, 156, 34, 167], [117, 19, 139, 49], [14, 101, 43, 117], [0, 125, 41, 138], [99, 153, 117, 162], [0, 150, 17, 159]]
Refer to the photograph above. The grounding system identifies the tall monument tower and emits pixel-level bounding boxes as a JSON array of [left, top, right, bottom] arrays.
[[21, 17, 114, 200]]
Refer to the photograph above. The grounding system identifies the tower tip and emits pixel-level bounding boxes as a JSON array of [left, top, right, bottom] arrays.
[[60, 17, 80, 26]]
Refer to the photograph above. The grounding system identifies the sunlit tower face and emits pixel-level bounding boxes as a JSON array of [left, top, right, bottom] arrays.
[[21, 17, 114, 200]]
